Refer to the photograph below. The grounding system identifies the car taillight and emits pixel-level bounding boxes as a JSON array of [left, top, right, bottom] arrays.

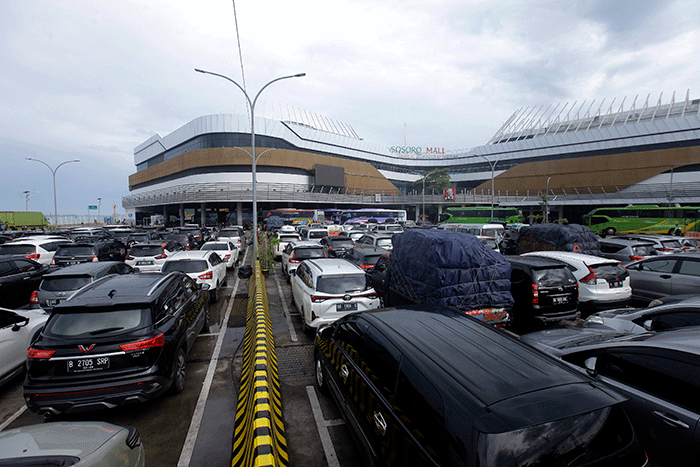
[[224, 254, 231, 260], [120, 333, 164, 351], [532, 284, 539, 304], [126, 254, 134, 260], [51, 257, 56, 265], [359, 264, 373, 269], [30, 291, 39, 304], [155, 252, 167, 259], [658, 247, 674, 252], [25, 253, 40, 259], [92, 255, 98, 262], [357, 292, 379, 299], [629, 255, 644, 261], [199, 271, 213, 280], [27, 348, 55, 359], [290, 253, 300, 263], [311, 295, 328, 303], [580, 266, 597, 284]]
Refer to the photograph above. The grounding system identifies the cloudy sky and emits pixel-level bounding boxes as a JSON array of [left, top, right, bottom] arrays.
[[1, 0, 698, 216]]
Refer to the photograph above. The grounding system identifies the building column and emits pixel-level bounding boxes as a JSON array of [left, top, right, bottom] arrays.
[[163, 205, 168, 225], [200, 203, 206, 226], [179, 204, 184, 227], [237, 202, 243, 226], [415, 204, 421, 222]]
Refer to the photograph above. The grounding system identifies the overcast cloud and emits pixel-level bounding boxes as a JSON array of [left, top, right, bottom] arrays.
[[1, 0, 698, 216]]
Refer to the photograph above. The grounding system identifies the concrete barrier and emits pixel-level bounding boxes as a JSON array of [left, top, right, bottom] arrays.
[[231, 263, 288, 467]]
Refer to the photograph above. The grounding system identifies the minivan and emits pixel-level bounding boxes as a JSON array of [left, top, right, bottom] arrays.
[[314, 305, 648, 467]]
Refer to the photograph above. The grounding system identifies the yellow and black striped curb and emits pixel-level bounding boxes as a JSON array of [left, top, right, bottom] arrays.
[[232, 263, 288, 467]]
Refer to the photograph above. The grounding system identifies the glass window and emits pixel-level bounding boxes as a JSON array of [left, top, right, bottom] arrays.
[[13, 259, 40, 273], [201, 243, 228, 251], [0, 244, 34, 255], [316, 274, 366, 294], [334, 317, 367, 362], [40, 276, 92, 292], [129, 245, 165, 257], [56, 246, 97, 256], [534, 267, 575, 286], [361, 328, 401, 400], [294, 248, 325, 260], [162, 260, 208, 273], [631, 244, 656, 256], [376, 238, 392, 249], [45, 308, 152, 337], [638, 311, 700, 330], [677, 260, 700, 277], [640, 259, 677, 273], [0, 261, 13, 277]]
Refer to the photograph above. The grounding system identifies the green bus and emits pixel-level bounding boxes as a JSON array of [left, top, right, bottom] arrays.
[[439, 206, 524, 224], [583, 205, 700, 235]]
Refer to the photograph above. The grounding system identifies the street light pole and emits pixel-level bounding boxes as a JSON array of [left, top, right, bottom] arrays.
[[26, 158, 79, 227], [480, 155, 503, 222], [23, 191, 30, 212], [545, 176, 552, 223], [421, 168, 440, 223], [195, 68, 305, 263]]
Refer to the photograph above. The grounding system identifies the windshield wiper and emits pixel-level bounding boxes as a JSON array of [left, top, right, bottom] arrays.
[[90, 327, 124, 335]]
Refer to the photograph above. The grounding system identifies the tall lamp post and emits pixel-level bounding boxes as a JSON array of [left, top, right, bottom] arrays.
[[544, 176, 552, 223], [421, 168, 440, 223], [195, 68, 305, 263], [23, 191, 30, 212], [26, 158, 79, 227], [480, 155, 503, 221]]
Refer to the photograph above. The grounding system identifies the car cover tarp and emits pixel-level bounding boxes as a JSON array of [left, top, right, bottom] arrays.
[[516, 224, 601, 256], [389, 229, 513, 311]]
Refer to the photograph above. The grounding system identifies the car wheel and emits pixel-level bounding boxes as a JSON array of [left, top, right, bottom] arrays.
[[210, 284, 219, 303], [200, 302, 210, 333], [315, 353, 329, 395], [604, 227, 616, 236], [170, 347, 187, 394]]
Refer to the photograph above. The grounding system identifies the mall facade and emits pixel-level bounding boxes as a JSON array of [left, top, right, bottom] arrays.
[[123, 92, 700, 225]]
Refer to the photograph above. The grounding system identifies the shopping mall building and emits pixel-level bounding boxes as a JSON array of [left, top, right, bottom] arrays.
[[123, 92, 700, 225]]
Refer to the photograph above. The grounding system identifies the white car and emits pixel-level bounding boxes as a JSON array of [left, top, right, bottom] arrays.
[[1, 307, 48, 387], [215, 227, 246, 253], [300, 228, 329, 243], [523, 251, 631, 311], [125, 240, 184, 273], [290, 258, 380, 332], [200, 240, 239, 268], [275, 232, 301, 258], [161, 250, 227, 302], [0, 237, 72, 266]]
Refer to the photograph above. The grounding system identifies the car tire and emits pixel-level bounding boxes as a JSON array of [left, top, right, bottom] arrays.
[[200, 302, 210, 333], [170, 346, 187, 394], [315, 353, 329, 395], [604, 227, 616, 236], [210, 284, 219, 303]]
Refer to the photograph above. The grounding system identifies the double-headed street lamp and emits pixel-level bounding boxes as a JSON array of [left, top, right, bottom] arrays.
[[480, 155, 503, 222], [421, 168, 440, 223], [195, 68, 305, 263], [26, 158, 79, 227]]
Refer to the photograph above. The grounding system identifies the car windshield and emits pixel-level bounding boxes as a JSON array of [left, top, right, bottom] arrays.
[[162, 260, 208, 273], [129, 245, 164, 257], [316, 274, 367, 294], [0, 244, 34, 255], [360, 254, 384, 266], [294, 248, 325, 259], [219, 230, 241, 237], [279, 235, 300, 242], [309, 231, 327, 239], [376, 238, 392, 248], [40, 275, 93, 291], [662, 240, 683, 249], [45, 308, 152, 337], [201, 244, 229, 251], [331, 239, 354, 248], [592, 263, 628, 280], [534, 267, 575, 287], [632, 244, 657, 256], [56, 246, 96, 256]]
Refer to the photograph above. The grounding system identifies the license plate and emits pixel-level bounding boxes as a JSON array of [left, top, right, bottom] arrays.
[[136, 261, 153, 266], [67, 261, 79, 265], [553, 296, 569, 304], [67, 357, 110, 373], [336, 302, 358, 312], [609, 281, 623, 288]]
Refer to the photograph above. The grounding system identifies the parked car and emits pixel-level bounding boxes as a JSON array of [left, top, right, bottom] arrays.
[[126, 231, 161, 248], [125, 240, 184, 273], [342, 246, 390, 271], [520, 326, 700, 467], [200, 240, 239, 269], [315, 306, 649, 467], [0, 308, 48, 387], [0, 257, 53, 308], [291, 258, 380, 332], [354, 233, 394, 250], [584, 296, 700, 333], [505, 255, 579, 326], [523, 251, 631, 312], [163, 233, 198, 251], [280, 241, 326, 280], [0, 421, 145, 466], [319, 235, 355, 258], [0, 237, 72, 265], [598, 237, 658, 262], [32, 261, 137, 313], [275, 231, 301, 258], [616, 234, 684, 255], [679, 236, 699, 252], [370, 223, 403, 233], [300, 227, 329, 243], [624, 253, 700, 304], [52, 237, 127, 266], [161, 250, 227, 302], [24, 272, 210, 416], [214, 227, 246, 252]]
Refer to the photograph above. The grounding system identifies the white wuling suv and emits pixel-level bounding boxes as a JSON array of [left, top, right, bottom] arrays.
[[290, 258, 380, 333]]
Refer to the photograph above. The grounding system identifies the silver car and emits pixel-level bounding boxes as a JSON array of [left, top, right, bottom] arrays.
[[625, 253, 700, 304], [0, 421, 145, 466], [584, 296, 700, 333]]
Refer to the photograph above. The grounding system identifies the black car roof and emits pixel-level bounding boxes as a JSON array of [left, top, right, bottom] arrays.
[[57, 272, 180, 307], [359, 305, 616, 429], [44, 261, 126, 278], [505, 255, 568, 269]]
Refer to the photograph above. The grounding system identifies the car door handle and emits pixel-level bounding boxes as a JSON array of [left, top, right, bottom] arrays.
[[652, 411, 690, 429], [660, 274, 672, 279], [373, 411, 387, 436], [340, 364, 349, 380]]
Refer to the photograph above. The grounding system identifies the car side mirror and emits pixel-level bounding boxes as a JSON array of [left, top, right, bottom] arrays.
[[643, 319, 656, 331], [289, 269, 296, 276], [584, 356, 598, 377], [200, 283, 211, 290], [317, 325, 333, 340], [12, 318, 29, 332]]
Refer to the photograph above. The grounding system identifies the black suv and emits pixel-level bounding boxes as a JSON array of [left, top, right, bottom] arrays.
[[24, 272, 209, 416], [315, 306, 647, 467], [506, 255, 580, 327], [319, 235, 355, 258], [52, 238, 127, 266], [0, 257, 52, 308]]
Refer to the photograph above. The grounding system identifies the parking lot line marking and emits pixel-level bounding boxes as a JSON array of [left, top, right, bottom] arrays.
[[306, 386, 341, 467], [0, 405, 26, 432], [275, 272, 298, 342], [177, 248, 246, 467]]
